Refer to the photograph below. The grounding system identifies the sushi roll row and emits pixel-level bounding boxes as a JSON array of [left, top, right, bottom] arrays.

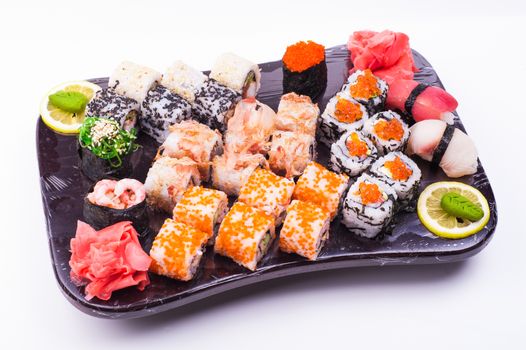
[[268, 92, 319, 178], [341, 152, 422, 238], [149, 184, 230, 281], [86, 54, 261, 144]]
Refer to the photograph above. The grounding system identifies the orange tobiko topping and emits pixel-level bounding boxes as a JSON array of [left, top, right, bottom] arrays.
[[373, 118, 404, 141], [334, 97, 363, 123], [345, 132, 369, 157], [350, 69, 381, 99], [355, 182, 384, 205], [384, 156, 412, 181], [283, 41, 326, 72]]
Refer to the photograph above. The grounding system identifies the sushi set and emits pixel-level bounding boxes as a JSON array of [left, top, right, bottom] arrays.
[[37, 30, 497, 319]]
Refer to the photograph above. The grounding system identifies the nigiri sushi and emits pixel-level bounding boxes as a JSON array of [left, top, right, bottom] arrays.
[[386, 79, 458, 124], [407, 119, 478, 178]]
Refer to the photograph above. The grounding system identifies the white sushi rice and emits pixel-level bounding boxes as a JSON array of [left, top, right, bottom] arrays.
[[109, 61, 162, 104], [318, 93, 369, 147], [140, 85, 192, 143], [369, 152, 422, 206], [342, 173, 397, 238], [209, 52, 261, 97], [362, 110, 410, 156], [161, 61, 208, 103], [340, 69, 388, 115], [329, 130, 378, 177]]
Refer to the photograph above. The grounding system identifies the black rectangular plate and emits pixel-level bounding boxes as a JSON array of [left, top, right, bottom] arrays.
[[37, 45, 497, 319]]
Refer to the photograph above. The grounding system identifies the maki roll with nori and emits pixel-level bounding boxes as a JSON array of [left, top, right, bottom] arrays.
[[341, 69, 388, 115], [319, 93, 369, 147], [78, 117, 139, 181], [140, 85, 192, 143], [362, 110, 410, 156], [369, 152, 421, 209], [329, 130, 378, 177], [86, 88, 140, 131], [209, 53, 261, 98], [192, 79, 241, 133], [342, 173, 397, 239], [83, 178, 148, 233], [282, 41, 327, 100]]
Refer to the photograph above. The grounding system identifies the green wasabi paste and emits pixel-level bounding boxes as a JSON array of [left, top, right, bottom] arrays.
[[440, 192, 484, 222], [49, 90, 88, 113]]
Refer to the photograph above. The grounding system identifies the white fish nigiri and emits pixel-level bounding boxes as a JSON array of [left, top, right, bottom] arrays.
[[407, 120, 478, 178]]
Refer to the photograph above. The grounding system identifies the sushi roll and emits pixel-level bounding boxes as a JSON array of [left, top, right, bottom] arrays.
[[83, 178, 148, 232], [275, 92, 320, 137], [362, 110, 409, 156], [78, 117, 139, 181], [318, 93, 369, 147], [214, 202, 275, 271], [279, 200, 331, 261], [224, 98, 276, 154], [144, 156, 201, 213], [161, 61, 208, 103], [342, 173, 397, 238], [173, 186, 228, 237], [149, 219, 212, 281], [329, 130, 378, 177], [268, 131, 315, 179], [140, 84, 192, 143], [85, 88, 140, 131], [211, 151, 266, 196], [192, 79, 241, 133], [157, 120, 223, 181], [282, 41, 327, 100], [341, 69, 388, 115], [407, 119, 478, 178], [238, 168, 295, 225], [293, 161, 349, 220], [209, 53, 261, 98], [369, 152, 422, 208], [109, 61, 162, 104]]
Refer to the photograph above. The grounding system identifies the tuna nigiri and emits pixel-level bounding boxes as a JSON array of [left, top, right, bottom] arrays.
[[387, 79, 458, 124], [407, 120, 478, 178]]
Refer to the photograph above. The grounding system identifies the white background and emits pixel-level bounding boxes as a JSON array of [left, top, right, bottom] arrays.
[[1, 0, 525, 349]]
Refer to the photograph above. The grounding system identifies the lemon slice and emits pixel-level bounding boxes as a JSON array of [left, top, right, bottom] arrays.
[[417, 181, 490, 239], [40, 81, 101, 134]]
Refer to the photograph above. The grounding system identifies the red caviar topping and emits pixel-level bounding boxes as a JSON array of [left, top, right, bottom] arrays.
[[345, 132, 369, 157], [355, 182, 384, 205], [334, 98, 363, 123], [373, 118, 404, 141], [384, 156, 412, 181], [283, 41, 326, 73], [350, 69, 381, 99]]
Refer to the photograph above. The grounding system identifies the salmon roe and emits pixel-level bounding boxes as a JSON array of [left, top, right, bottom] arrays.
[[373, 118, 404, 141], [384, 156, 412, 181], [283, 41, 325, 73], [334, 97, 363, 123], [355, 182, 384, 205], [350, 69, 381, 99], [345, 132, 369, 157]]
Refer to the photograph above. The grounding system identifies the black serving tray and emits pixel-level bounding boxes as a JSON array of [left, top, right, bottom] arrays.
[[37, 45, 497, 319]]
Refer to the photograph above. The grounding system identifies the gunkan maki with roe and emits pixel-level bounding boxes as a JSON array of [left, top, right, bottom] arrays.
[[78, 117, 139, 181], [282, 41, 327, 100]]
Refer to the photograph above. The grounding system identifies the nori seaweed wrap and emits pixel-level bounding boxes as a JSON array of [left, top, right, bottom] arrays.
[[78, 117, 139, 181], [83, 179, 149, 234], [282, 41, 327, 100]]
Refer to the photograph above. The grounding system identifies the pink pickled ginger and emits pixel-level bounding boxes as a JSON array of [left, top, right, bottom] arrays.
[[348, 30, 418, 83], [69, 221, 151, 301]]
